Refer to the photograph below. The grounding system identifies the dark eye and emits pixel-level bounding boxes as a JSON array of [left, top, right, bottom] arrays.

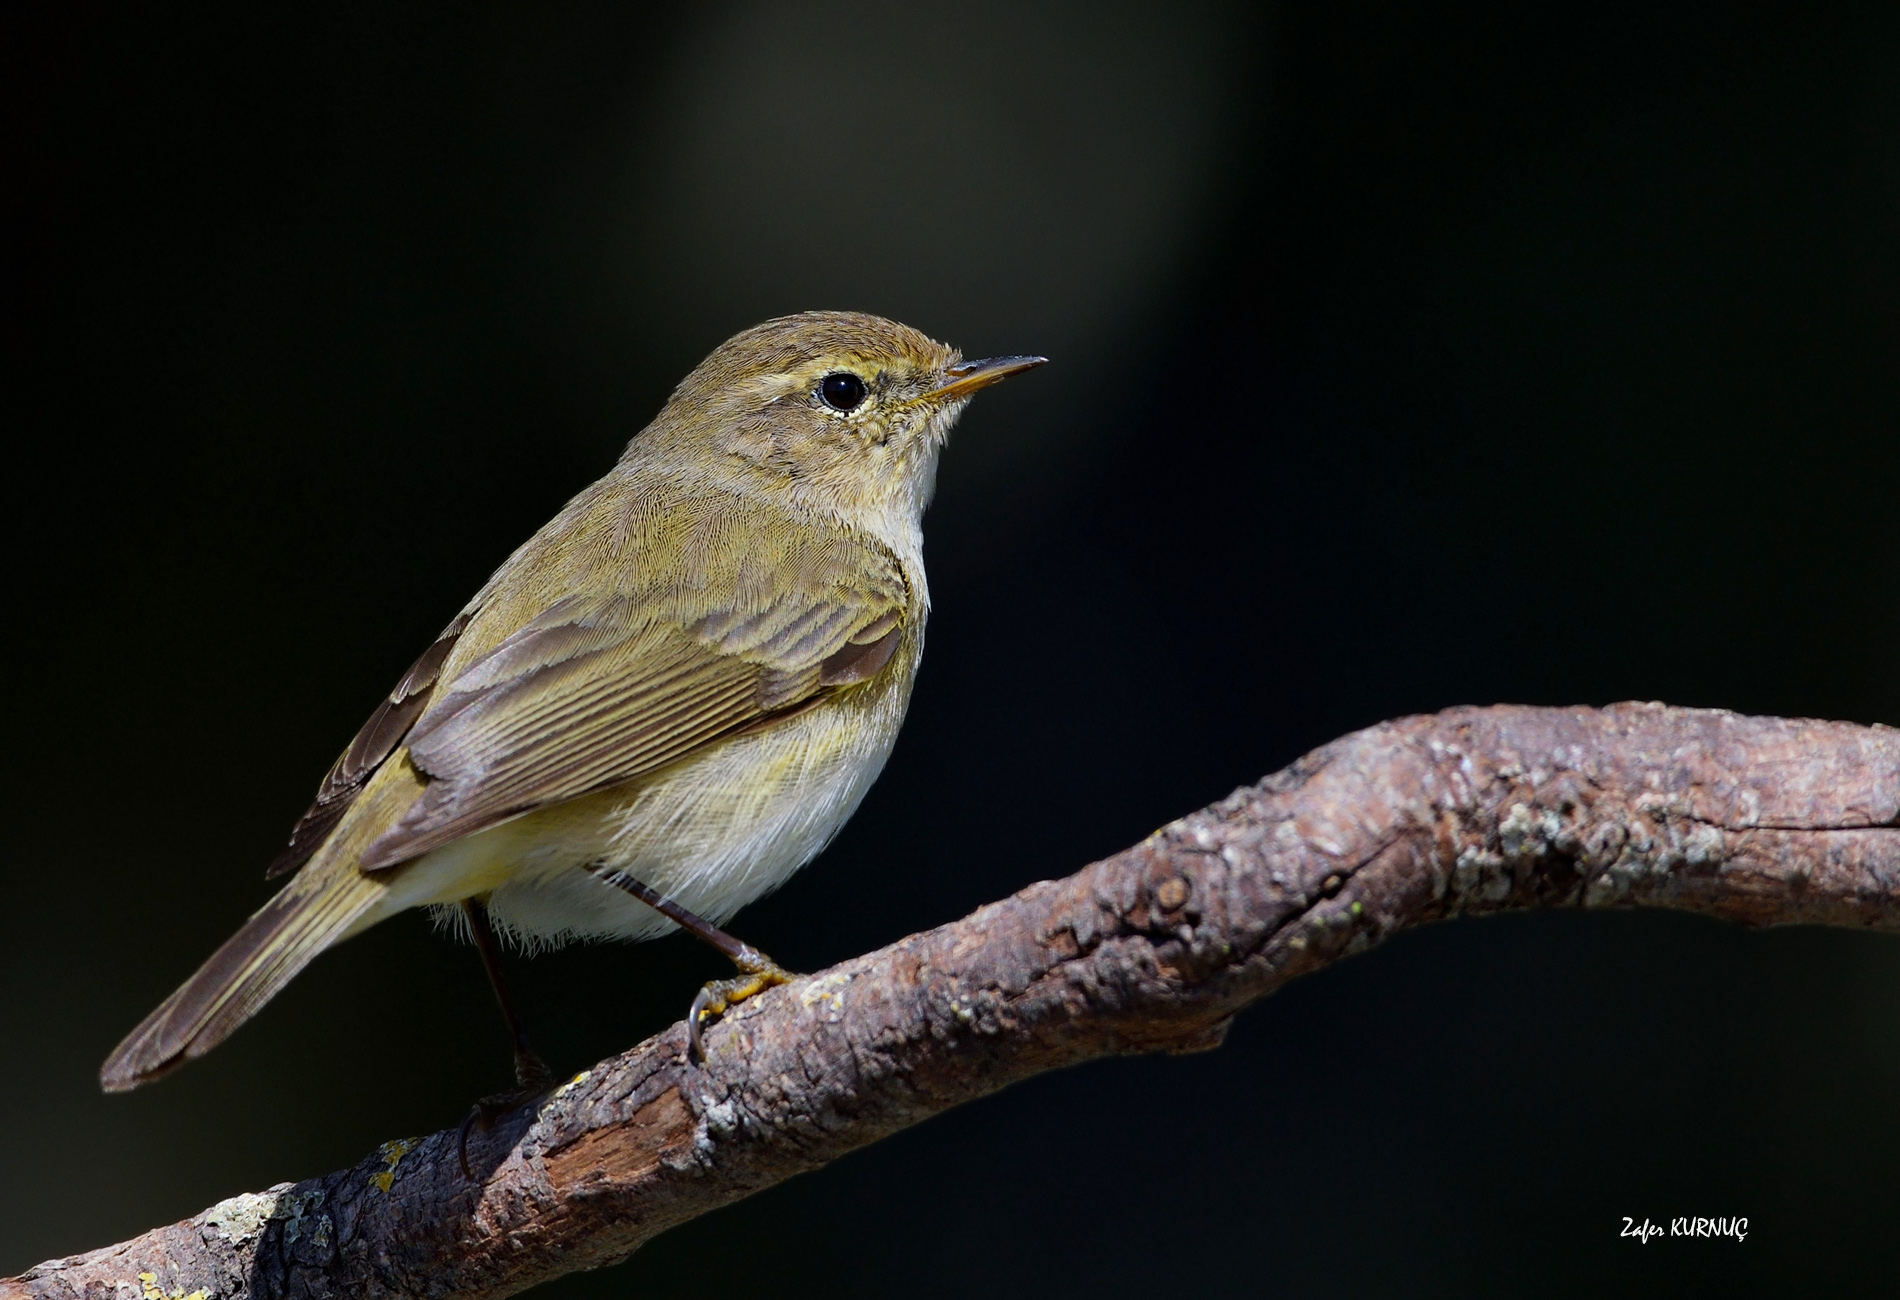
[[819, 372, 867, 412]]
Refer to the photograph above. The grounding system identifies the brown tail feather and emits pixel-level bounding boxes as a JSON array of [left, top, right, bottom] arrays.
[[100, 868, 386, 1092]]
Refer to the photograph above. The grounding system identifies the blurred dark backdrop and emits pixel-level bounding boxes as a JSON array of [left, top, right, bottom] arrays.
[[7, 2, 1899, 1295]]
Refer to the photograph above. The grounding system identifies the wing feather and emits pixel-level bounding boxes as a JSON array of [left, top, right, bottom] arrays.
[[264, 481, 912, 880], [264, 613, 471, 879], [352, 510, 910, 872]]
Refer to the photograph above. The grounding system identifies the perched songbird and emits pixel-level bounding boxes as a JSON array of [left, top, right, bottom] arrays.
[[102, 311, 1043, 1094]]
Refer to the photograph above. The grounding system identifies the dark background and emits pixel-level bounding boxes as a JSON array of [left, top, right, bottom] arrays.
[[7, 1, 1899, 1294]]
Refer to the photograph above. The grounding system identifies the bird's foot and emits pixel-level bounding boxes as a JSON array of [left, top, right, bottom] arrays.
[[457, 1047, 557, 1179], [689, 948, 799, 1064]]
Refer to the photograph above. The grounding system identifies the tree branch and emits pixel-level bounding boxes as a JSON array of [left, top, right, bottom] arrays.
[[12, 703, 1899, 1300]]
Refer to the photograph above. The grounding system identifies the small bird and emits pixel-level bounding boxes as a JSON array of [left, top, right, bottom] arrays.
[[102, 311, 1042, 1094]]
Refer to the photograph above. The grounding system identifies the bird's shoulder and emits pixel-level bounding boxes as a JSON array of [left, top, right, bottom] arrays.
[[440, 465, 915, 682]]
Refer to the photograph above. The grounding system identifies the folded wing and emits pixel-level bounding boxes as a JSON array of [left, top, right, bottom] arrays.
[[355, 514, 910, 871]]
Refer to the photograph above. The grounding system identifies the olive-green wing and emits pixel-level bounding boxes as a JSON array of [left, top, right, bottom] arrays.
[[355, 551, 907, 872]]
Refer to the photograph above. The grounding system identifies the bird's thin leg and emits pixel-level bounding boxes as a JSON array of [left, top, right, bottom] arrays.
[[457, 897, 555, 1178], [462, 897, 554, 1090], [587, 864, 799, 1062]]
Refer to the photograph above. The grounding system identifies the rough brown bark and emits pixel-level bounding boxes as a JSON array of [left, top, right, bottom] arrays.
[[12, 703, 1900, 1300]]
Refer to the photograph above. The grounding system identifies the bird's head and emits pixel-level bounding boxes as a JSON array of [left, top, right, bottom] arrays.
[[640, 310, 1044, 524]]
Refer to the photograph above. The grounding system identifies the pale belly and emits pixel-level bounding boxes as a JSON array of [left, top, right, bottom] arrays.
[[367, 661, 914, 950]]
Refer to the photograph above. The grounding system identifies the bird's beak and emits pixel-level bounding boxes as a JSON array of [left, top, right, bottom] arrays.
[[926, 355, 1047, 403]]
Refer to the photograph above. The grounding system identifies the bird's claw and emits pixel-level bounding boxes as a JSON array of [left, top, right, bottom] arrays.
[[457, 1048, 556, 1179], [688, 951, 798, 1064]]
